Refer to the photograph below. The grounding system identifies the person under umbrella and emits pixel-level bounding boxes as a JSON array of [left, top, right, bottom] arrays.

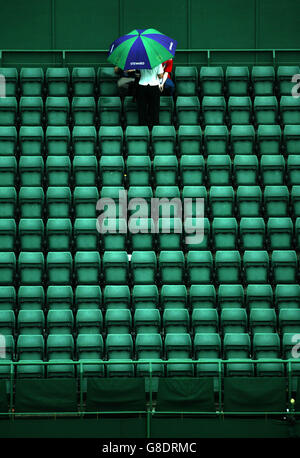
[[137, 63, 164, 130]]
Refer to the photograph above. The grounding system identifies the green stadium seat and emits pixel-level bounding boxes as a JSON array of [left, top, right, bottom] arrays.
[[126, 156, 151, 186], [287, 156, 300, 186], [0, 97, 17, 125], [207, 155, 231, 185], [251, 66, 275, 96], [176, 96, 200, 125], [0, 68, 18, 96], [16, 335, 44, 378], [152, 125, 176, 156], [154, 186, 180, 218], [0, 187, 17, 219], [19, 187, 44, 219], [46, 219, 72, 252], [230, 125, 255, 155], [159, 251, 185, 285], [292, 186, 300, 217], [239, 217, 265, 250], [272, 250, 297, 284], [297, 218, 300, 249], [246, 284, 273, 310], [74, 218, 99, 251], [99, 156, 124, 186], [194, 333, 221, 378], [184, 217, 209, 250], [0, 310, 15, 335], [47, 286, 73, 310], [159, 96, 174, 125], [254, 96, 278, 125], [127, 185, 153, 218], [212, 217, 237, 250], [223, 333, 253, 376], [103, 251, 129, 285], [153, 156, 178, 186], [209, 186, 235, 217], [19, 97, 43, 125], [180, 155, 205, 186], [283, 334, 300, 378], [279, 309, 300, 335], [237, 185, 262, 217], [99, 125, 123, 156], [76, 309, 102, 334], [253, 333, 283, 376], [243, 250, 269, 284], [46, 251, 72, 285], [46, 67, 70, 96], [165, 333, 193, 376], [76, 334, 104, 377], [192, 309, 218, 334], [187, 251, 213, 285], [19, 126, 44, 157], [74, 251, 101, 285], [175, 66, 198, 96], [0, 126, 17, 156], [20, 68, 44, 96], [218, 284, 244, 309], [136, 333, 163, 376], [46, 156, 71, 187], [267, 217, 293, 250], [125, 125, 149, 156], [46, 126, 70, 156], [189, 284, 216, 309], [73, 156, 98, 186], [46, 334, 75, 378], [99, 185, 125, 218], [128, 218, 154, 251], [0, 157, 16, 187], [204, 125, 228, 156], [18, 286, 44, 311], [19, 156, 43, 187], [284, 125, 300, 155], [131, 251, 157, 285], [72, 97, 96, 125], [46, 187, 71, 219], [72, 126, 97, 156], [215, 251, 241, 284], [0, 335, 14, 378], [18, 252, 44, 285], [105, 309, 131, 334], [260, 155, 285, 185], [157, 218, 182, 251], [164, 309, 189, 334], [0, 286, 16, 311], [178, 125, 202, 156], [228, 96, 252, 125], [97, 67, 119, 96], [132, 284, 158, 309], [161, 284, 187, 309], [277, 66, 300, 96], [264, 185, 289, 217], [202, 96, 226, 125], [75, 285, 101, 310], [74, 186, 99, 218], [200, 66, 224, 96], [123, 96, 139, 125], [106, 334, 134, 377], [72, 67, 95, 96], [17, 310, 44, 335], [280, 96, 300, 125], [134, 309, 161, 334], [46, 97, 70, 126], [19, 219, 44, 251], [221, 308, 247, 334], [182, 186, 207, 218], [250, 309, 277, 334], [275, 284, 300, 310], [233, 155, 258, 185], [226, 66, 249, 96]]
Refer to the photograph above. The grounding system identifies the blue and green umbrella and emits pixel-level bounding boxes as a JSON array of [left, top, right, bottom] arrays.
[[107, 28, 177, 70]]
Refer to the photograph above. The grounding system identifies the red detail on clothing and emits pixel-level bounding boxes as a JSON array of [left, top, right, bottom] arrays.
[[163, 59, 173, 79]]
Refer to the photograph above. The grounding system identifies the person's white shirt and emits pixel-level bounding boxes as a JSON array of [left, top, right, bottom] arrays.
[[139, 64, 164, 86]]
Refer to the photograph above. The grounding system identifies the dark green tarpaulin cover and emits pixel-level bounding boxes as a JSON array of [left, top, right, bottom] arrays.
[[0, 381, 8, 412], [156, 378, 215, 412], [15, 379, 78, 413], [86, 378, 146, 412], [224, 377, 287, 412]]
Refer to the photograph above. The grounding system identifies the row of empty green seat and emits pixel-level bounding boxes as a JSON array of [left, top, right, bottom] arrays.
[[1, 66, 300, 97], [0, 250, 298, 285]]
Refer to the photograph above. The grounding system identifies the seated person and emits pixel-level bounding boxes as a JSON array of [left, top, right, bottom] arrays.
[[159, 59, 175, 96], [114, 66, 140, 99]]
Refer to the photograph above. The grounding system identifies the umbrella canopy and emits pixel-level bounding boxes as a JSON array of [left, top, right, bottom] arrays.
[[107, 28, 177, 70]]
